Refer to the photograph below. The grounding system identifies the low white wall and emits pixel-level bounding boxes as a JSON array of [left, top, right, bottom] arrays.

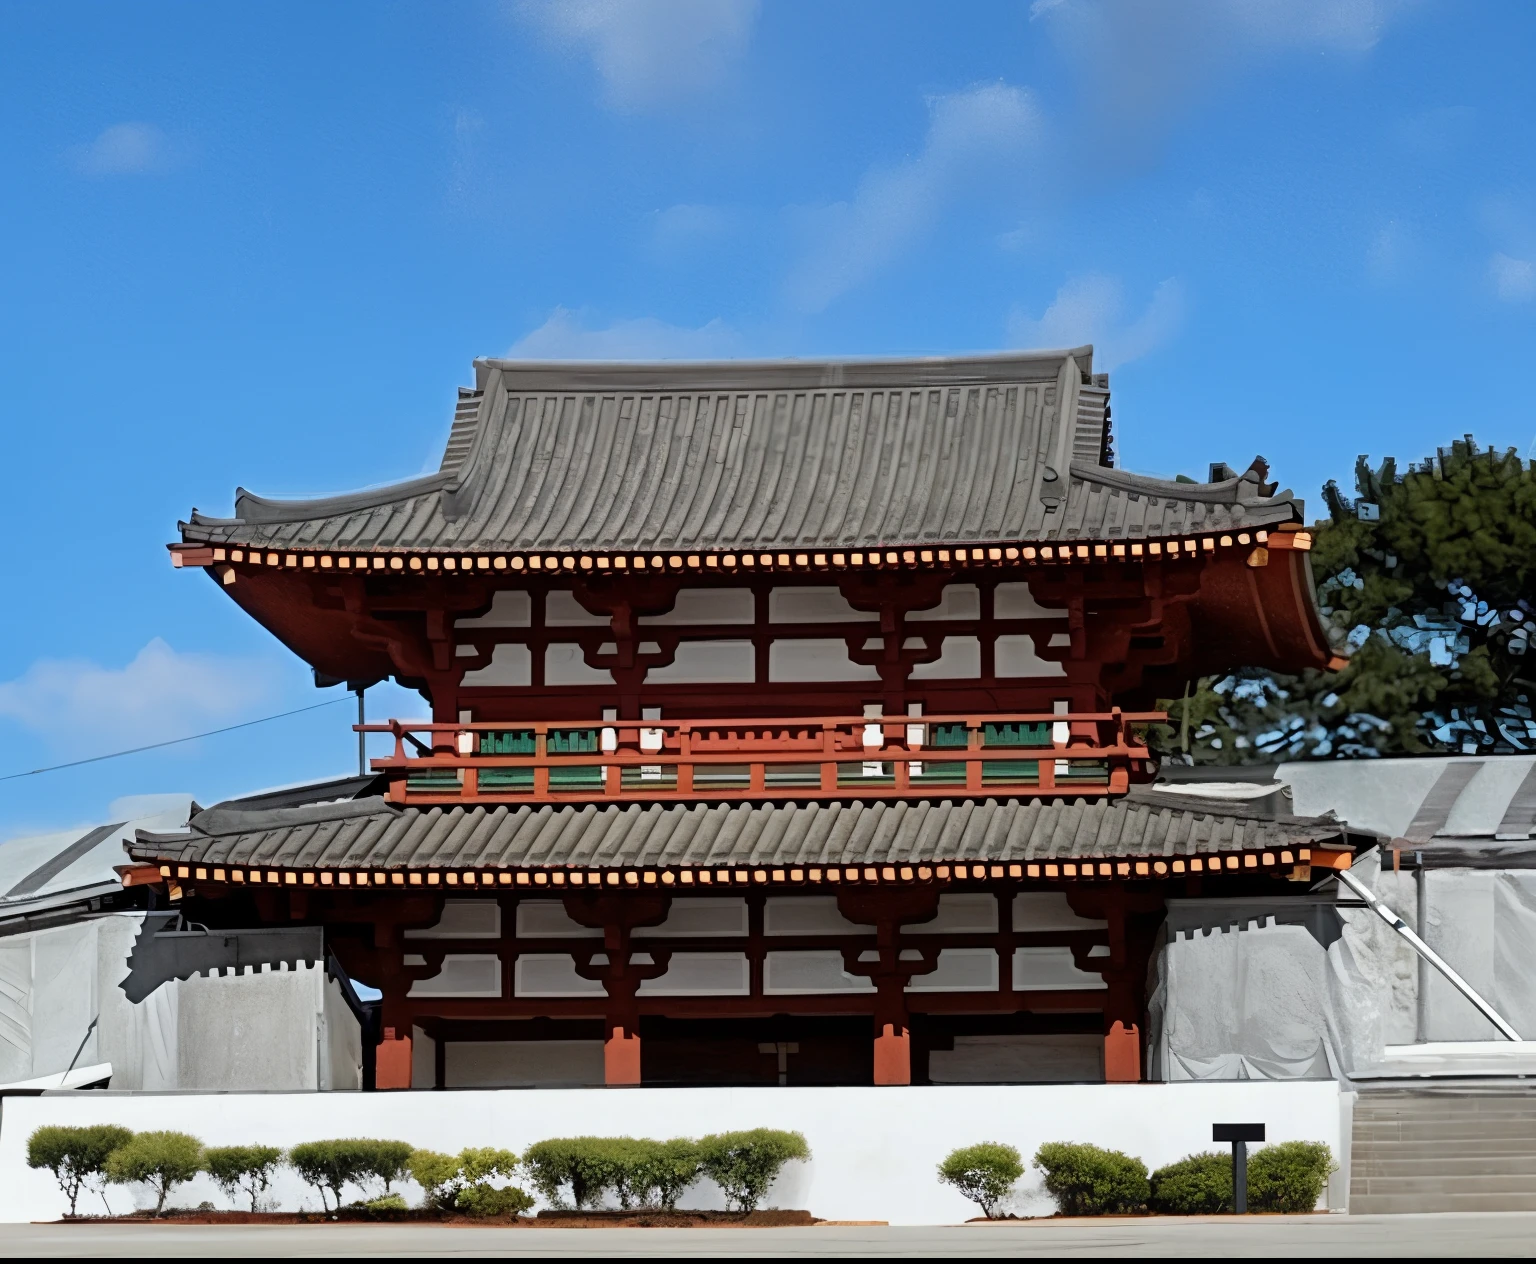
[[0, 1082, 1341, 1224]]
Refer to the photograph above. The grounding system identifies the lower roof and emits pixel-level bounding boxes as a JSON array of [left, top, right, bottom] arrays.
[[131, 785, 1361, 874]]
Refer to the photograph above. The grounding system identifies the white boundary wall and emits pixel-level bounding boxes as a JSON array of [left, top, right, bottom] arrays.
[[0, 1082, 1343, 1224]]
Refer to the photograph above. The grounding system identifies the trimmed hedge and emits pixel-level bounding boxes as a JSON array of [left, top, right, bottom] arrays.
[[104, 1131, 204, 1215], [1148, 1151, 1231, 1215], [937, 1142, 1024, 1218], [26, 1125, 134, 1217], [288, 1139, 411, 1210], [1248, 1141, 1334, 1213], [204, 1145, 285, 1213], [698, 1129, 810, 1213], [1034, 1142, 1149, 1216]]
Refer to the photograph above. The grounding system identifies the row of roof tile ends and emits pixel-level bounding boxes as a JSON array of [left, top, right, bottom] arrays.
[[178, 351, 1305, 556]]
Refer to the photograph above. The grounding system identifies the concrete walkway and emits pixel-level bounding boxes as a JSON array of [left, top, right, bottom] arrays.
[[1, 1213, 1534, 1256]]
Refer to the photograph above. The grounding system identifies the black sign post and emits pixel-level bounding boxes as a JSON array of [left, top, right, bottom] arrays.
[[1212, 1123, 1266, 1213]]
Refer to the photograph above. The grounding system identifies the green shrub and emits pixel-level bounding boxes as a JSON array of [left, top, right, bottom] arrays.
[[1148, 1151, 1231, 1215], [104, 1130, 204, 1215], [204, 1145, 284, 1213], [522, 1137, 622, 1210], [1247, 1141, 1334, 1213], [456, 1183, 535, 1217], [697, 1129, 810, 1213], [357, 1139, 414, 1194], [1033, 1142, 1148, 1216], [289, 1139, 386, 1211], [407, 1149, 463, 1210], [363, 1193, 408, 1213], [636, 1138, 702, 1211], [26, 1124, 134, 1217], [937, 1142, 1024, 1219]]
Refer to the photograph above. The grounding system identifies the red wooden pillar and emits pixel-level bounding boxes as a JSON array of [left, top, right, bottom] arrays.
[[1065, 885, 1165, 1084], [564, 892, 672, 1086], [376, 1025, 414, 1090], [836, 887, 942, 1086]]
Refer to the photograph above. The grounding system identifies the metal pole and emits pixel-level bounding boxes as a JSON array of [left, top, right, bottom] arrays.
[[1336, 866, 1521, 1041], [356, 686, 367, 777], [1233, 1140, 1247, 1214]]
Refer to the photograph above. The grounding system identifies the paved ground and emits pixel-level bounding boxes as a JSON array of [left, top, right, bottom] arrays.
[[3, 1213, 1535, 1256]]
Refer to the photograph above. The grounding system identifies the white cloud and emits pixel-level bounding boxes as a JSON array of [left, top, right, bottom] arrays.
[[0, 639, 278, 749], [68, 122, 171, 176], [507, 308, 741, 359], [1032, 0, 1409, 159], [785, 84, 1045, 312], [1007, 274, 1187, 371], [649, 203, 733, 253], [1490, 253, 1536, 303], [518, 0, 758, 110]]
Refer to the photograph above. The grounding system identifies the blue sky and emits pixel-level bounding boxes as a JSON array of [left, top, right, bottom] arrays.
[[1, 0, 1533, 838]]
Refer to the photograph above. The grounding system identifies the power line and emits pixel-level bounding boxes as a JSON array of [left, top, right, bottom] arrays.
[[0, 697, 348, 784]]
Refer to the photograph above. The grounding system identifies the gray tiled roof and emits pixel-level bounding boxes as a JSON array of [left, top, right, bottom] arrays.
[[180, 351, 1303, 554], [131, 788, 1355, 872]]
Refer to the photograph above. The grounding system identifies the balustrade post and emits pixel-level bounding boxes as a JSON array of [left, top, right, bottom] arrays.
[[965, 722, 982, 792]]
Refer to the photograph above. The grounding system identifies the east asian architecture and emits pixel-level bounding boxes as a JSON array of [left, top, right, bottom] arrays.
[[122, 349, 1364, 1091]]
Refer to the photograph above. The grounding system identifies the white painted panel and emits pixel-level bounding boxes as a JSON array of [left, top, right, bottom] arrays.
[[405, 900, 501, 940], [545, 643, 615, 685], [408, 955, 501, 999], [764, 896, 873, 936], [515, 901, 602, 939], [995, 582, 1059, 619], [1013, 893, 1108, 932], [643, 588, 754, 626], [929, 1033, 1103, 1084], [0, 1081, 1348, 1221], [445, 1040, 604, 1088], [995, 633, 1067, 679], [763, 950, 876, 995], [637, 898, 748, 938], [768, 639, 881, 682], [638, 952, 751, 996], [646, 640, 755, 684], [545, 591, 609, 626], [906, 948, 999, 993], [907, 893, 999, 935], [1013, 946, 1107, 991], [513, 955, 606, 998], [909, 636, 981, 680], [460, 644, 532, 687], [769, 587, 876, 623], [456, 591, 531, 628], [908, 584, 981, 622]]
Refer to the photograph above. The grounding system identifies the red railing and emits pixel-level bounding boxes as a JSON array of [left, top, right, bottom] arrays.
[[359, 710, 1162, 806]]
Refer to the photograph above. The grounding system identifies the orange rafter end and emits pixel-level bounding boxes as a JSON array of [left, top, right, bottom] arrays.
[[1308, 849, 1353, 871], [1326, 655, 1350, 672], [117, 863, 166, 888]]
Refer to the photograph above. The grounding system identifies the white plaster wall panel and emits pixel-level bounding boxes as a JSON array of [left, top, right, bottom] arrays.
[[406, 899, 501, 939], [1013, 946, 1107, 991], [906, 948, 998, 992], [545, 591, 609, 626], [456, 590, 531, 628], [516, 901, 602, 939], [643, 588, 754, 625], [764, 897, 872, 935], [544, 644, 615, 686], [909, 636, 981, 680], [411, 1025, 435, 1088], [175, 963, 326, 1091], [929, 1033, 1103, 1083], [907, 583, 981, 622], [445, 1040, 604, 1088], [769, 587, 876, 623], [995, 582, 1060, 619], [637, 952, 751, 996], [0, 942, 28, 1082], [460, 644, 532, 686], [1014, 892, 1108, 932], [768, 639, 881, 682], [322, 977, 363, 1092], [0, 1082, 1348, 1221], [637, 898, 748, 938], [908, 893, 999, 935], [93, 915, 147, 1091], [408, 955, 502, 999], [646, 640, 755, 684], [763, 951, 876, 994], [29, 925, 96, 1079], [995, 633, 1067, 678], [514, 954, 606, 998]]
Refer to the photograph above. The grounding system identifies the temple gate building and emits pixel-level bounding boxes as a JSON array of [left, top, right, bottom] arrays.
[[122, 350, 1363, 1090]]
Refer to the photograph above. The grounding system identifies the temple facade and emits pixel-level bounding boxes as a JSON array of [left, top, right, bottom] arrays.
[[125, 350, 1362, 1090]]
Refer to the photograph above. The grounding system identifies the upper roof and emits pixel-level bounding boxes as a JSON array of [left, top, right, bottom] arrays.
[[131, 783, 1358, 873], [181, 351, 1304, 555]]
